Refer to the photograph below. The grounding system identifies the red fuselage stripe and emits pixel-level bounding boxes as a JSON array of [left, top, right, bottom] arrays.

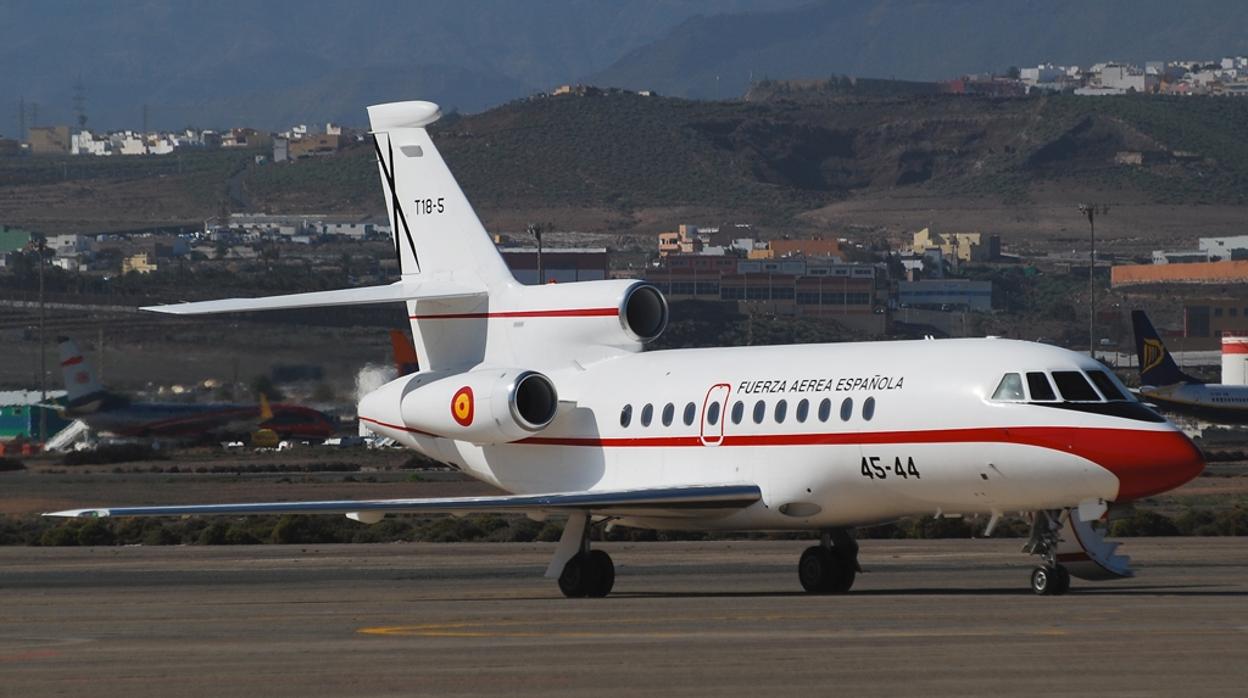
[[359, 420, 1203, 500], [410, 308, 619, 320], [359, 415, 436, 437]]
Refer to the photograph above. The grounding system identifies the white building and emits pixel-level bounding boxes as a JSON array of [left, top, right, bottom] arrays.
[[1200, 235, 1248, 261], [45, 234, 89, 255], [1020, 64, 1064, 84], [70, 130, 111, 156], [1099, 65, 1154, 92], [1152, 249, 1210, 265], [321, 222, 373, 239]]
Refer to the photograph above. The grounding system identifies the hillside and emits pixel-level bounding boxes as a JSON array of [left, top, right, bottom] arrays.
[[244, 91, 1248, 232], [0, 0, 807, 130], [589, 0, 1248, 100], [4, 91, 1248, 244]]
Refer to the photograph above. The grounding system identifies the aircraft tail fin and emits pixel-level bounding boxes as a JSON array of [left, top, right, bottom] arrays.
[[1131, 310, 1203, 386], [56, 337, 107, 408], [389, 330, 420, 376], [367, 101, 514, 290]]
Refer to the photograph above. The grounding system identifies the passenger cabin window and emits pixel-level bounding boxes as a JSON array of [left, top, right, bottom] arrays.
[[752, 400, 766, 424], [818, 398, 832, 422], [796, 399, 810, 423], [1087, 370, 1127, 401], [1026, 372, 1056, 401], [1052, 371, 1100, 401], [775, 400, 788, 423], [992, 373, 1025, 401], [731, 401, 744, 425], [661, 403, 674, 426], [840, 397, 854, 421], [640, 403, 654, 426], [683, 402, 697, 426], [706, 401, 721, 425], [620, 405, 632, 427], [862, 396, 875, 421]]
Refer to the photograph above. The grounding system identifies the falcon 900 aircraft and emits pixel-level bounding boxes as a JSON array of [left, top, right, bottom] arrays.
[[48, 101, 1204, 597]]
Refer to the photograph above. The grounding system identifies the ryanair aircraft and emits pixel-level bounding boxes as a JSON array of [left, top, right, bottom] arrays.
[[1132, 310, 1248, 424]]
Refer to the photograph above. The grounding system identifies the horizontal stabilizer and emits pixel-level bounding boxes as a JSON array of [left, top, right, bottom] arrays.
[[142, 280, 484, 316], [44, 484, 761, 519]]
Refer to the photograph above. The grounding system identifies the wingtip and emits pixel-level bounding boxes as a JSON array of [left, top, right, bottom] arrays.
[[140, 304, 191, 315], [43, 509, 110, 518]]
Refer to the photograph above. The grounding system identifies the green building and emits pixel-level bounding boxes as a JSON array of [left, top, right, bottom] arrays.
[[0, 225, 34, 253], [0, 391, 70, 442]]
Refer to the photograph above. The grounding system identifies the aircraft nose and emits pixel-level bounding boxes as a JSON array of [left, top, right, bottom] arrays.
[[1099, 429, 1205, 501]]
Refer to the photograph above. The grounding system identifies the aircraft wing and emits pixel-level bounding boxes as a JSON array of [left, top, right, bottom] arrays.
[[44, 484, 762, 520], [141, 280, 484, 315]]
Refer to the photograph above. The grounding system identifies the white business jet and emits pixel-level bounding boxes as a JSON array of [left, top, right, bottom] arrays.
[[48, 101, 1204, 597]]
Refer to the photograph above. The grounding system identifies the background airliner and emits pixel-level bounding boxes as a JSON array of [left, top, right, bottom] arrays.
[[1132, 310, 1248, 424], [55, 337, 334, 442], [48, 101, 1204, 598]]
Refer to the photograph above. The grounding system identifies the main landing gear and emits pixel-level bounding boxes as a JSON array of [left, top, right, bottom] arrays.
[[798, 529, 859, 594], [559, 549, 615, 598], [1024, 510, 1071, 596], [551, 512, 615, 598]]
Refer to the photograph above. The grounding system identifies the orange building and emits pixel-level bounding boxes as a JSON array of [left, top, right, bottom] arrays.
[[1111, 260, 1248, 287], [767, 239, 845, 260]]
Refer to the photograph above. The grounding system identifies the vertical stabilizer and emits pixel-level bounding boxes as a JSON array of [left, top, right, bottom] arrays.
[[57, 337, 106, 407], [1131, 310, 1203, 386], [367, 100, 513, 290]]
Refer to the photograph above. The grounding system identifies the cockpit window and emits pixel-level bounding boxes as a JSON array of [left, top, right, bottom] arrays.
[[1052, 371, 1100, 401], [1026, 372, 1057, 401], [1086, 370, 1127, 401], [992, 373, 1025, 401]]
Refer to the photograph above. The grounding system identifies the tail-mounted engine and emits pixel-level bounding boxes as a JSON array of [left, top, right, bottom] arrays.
[[397, 368, 558, 444], [496, 280, 668, 360]]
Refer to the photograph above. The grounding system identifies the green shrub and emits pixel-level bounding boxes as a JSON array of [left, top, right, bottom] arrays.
[[1111, 510, 1181, 537], [40, 524, 80, 547]]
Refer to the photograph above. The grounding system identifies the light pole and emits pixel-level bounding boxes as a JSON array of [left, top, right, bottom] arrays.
[[528, 223, 543, 284], [1078, 203, 1108, 357], [25, 234, 48, 444]]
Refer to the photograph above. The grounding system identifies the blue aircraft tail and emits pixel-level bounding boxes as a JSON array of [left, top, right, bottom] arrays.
[[1131, 310, 1203, 386]]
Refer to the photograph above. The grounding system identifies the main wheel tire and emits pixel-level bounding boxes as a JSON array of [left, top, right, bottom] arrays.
[[830, 550, 856, 593], [558, 552, 595, 598], [586, 550, 615, 598], [799, 546, 834, 593]]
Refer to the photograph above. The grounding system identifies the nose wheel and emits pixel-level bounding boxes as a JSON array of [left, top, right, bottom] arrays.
[[799, 529, 859, 594], [1024, 511, 1072, 595], [1030, 564, 1071, 596]]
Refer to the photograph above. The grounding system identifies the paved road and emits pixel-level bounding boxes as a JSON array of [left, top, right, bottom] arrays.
[[3, 539, 1246, 696]]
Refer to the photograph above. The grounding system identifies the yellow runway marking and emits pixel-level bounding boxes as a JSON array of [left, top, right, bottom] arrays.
[[358, 613, 1078, 640]]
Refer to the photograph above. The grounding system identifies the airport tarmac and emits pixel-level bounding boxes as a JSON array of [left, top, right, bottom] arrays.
[[3, 538, 1246, 697]]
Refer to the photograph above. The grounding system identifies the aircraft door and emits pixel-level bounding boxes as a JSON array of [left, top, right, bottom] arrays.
[[700, 383, 731, 447]]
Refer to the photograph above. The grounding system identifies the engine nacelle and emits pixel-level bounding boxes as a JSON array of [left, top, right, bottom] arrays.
[[399, 367, 558, 444], [501, 279, 668, 356]]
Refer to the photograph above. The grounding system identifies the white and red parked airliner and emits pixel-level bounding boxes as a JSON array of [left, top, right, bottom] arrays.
[[48, 100, 1204, 597]]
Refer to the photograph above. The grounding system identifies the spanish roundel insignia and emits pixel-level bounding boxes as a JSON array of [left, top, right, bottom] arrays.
[[451, 386, 474, 426]]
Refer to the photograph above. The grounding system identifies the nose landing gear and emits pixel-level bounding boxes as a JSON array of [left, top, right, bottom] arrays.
[[799, 529, 859, 594], [1024, 510, 1071, 596]]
